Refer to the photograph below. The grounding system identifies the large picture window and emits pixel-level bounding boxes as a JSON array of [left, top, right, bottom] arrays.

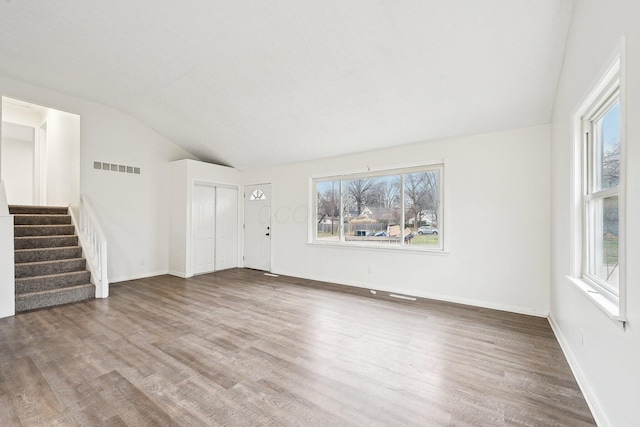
[[313, 164, 443, 251]]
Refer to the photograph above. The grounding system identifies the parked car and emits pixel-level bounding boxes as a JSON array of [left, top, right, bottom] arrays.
[[418, 225, 438, 235]]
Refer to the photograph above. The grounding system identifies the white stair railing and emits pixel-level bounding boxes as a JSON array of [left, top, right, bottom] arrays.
[[70, 195, 109, 298]]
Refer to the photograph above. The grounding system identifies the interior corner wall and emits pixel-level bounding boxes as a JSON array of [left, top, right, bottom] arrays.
[[549, 2, 640, 426], [45, 108, 80, 209], [168, 159, 241, 278], [241, 124, 551, 316], [0, 74, 197, 284], [1, 138, 34, 205], [0, 180, 14, 318]]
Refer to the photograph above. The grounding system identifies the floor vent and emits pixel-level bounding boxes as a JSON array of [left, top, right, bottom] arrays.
[[389, 293, 417, 301]]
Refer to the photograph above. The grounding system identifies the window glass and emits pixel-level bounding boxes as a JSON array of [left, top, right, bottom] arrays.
[[404, 170, 440, 247], [316, 180, 340, 242], [343, 175, 400, 244], [312, 164, 443, 251], [594, 101, 620, 191], [587, 196, 619, 290]]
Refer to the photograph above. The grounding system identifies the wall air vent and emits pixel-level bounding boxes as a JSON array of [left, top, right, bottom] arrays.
[[93, 161, 141, 175]]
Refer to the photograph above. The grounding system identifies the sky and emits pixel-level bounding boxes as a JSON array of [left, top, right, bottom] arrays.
[[602, 101, 620, 153]]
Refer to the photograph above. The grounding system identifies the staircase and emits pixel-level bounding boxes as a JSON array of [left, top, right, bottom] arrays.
[[11, 205, 95, 312]]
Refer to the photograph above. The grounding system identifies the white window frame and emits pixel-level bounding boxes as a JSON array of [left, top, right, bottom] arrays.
[[567, 42, 626, 324], [310, 162, 445, 252]]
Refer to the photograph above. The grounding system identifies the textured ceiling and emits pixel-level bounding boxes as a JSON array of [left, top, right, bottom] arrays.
[[0, 1, 574, 170]]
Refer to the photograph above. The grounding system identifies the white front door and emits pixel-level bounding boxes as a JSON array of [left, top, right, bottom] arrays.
[[193, 184, 216, 275], [244, 183, 271, 271], [215, 187, 238, 271]]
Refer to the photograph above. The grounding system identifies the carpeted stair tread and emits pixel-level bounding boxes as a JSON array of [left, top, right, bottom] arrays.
[[9, 205, 68, 215], [13, 214, 72, 225], [14, 224, 75, 237], [15, 235, 79, 250], [15, 258, 87, 278], [10, 204, 96, 313], [15, 284, 95, 312], [16, 270, 92, 294], [15, 246, 83, 263]]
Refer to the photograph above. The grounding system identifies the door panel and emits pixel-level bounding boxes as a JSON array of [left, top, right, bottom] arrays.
[[193, 184, 216, 275], [215, 187, 238, 271], [244, 184, 271, 271]]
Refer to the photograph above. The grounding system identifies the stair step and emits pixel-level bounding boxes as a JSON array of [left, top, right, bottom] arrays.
[[15, 284, 95, 312], [15, 235, 79, 250], [13, 214, 72, 225], [9, 205, 68, 215], [15, 258, 87, 278], [14, 224, 75, 237], [16, 270, 92, 294], [15, 247, 83, 263]]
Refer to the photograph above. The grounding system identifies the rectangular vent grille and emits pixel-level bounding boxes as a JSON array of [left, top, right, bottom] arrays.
[[93, 161, 141, 175]]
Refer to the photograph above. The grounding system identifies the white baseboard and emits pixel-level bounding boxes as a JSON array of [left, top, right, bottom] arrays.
[[548, 315, 608, 427], [271, 268, 548, 318], [168, 270, 192, 278], [109, 270, 170, 283]]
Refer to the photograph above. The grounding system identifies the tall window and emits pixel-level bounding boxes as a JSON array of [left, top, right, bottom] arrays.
[[583, 96, 620, 295], [572, 52, 625, 320], [313, 164, 443, 251]]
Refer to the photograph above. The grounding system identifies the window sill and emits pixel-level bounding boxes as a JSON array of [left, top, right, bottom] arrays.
[[308, 240, 450, 255], [565, 275, 626, 325]]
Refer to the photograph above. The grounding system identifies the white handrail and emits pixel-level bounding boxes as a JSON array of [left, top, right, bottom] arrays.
[[71, 194, 109, 298]]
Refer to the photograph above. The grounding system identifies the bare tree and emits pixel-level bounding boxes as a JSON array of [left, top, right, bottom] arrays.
[[317, 183, 340, 234], [404, 173, 427, 226], [602, 144, 620, 187], [379, 179, 400, 210], [404, 171, 439, 227], [422, 171, 439, 226], [347, 178, 376, 215]]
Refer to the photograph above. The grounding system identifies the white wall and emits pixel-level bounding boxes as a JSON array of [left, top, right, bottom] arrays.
[[1, 138, 34, 205], [242, 125, 551, 316], [169, 159, 241, 278], [45, 108, 80, 208], [1, 104, 80, 208], [0, 180, 14, 318], [0, 75, 197, 283], [549, 2, 640, 426]]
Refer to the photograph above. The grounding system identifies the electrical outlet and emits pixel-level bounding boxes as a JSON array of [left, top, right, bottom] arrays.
[[579, 328, 584, 347], [367, 266, 372, 275]]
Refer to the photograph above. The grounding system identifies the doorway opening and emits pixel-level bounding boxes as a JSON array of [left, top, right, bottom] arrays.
[[1, 96, 80, 207]]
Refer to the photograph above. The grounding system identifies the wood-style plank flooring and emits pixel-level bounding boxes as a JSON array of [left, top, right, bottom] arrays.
[[0, 268, 595, 426]]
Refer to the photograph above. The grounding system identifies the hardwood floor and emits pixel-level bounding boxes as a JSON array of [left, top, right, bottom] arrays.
[[0, 269, 595, 426]]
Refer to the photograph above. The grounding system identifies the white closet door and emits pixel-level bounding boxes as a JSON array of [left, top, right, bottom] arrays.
[[193, 184, 216, 275], [215, 187, 238, 270]]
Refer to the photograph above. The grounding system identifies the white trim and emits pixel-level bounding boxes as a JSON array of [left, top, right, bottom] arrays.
[[309, 158, 446, 180], [548, 316, 610, 427], [565, 276, 623, 323], [109, 269, 170, 284], [168, 269, 191, 278], [307, 240, 450, 255], [568, 39, 626, 323], [272, 267, 547, 317]]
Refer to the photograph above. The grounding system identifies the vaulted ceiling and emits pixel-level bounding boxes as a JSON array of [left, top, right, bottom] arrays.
[[0, 1, 574, 170]]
